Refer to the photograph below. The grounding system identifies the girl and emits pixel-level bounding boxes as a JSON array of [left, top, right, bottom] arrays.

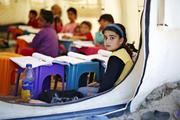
[[21, 10, 59, 58], [78, 23, 133, 97], [61, 7, 79, 34], [51, 4, 63, 33]]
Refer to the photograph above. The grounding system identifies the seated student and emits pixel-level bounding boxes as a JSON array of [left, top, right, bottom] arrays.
[[61, 7, 79, 34], [21, 10, 59, 58], [70, 21, 94, 41], [94, 14, 114, 46], [26, 10, 40, 28], [67, 21, 94, 54], [51, 4, 63, 33], [51, 5, 65, 54], [78, 23, 133, 97], [12, 10, 40, 40]]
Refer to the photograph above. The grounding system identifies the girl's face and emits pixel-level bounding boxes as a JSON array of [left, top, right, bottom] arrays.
[[67, 11, 76, 22], [104, 30, 124, 51], [38, 15, 49, 27], [80, 24, 90, 34]]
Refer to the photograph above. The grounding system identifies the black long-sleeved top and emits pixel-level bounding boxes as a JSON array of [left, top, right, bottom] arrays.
[[98, 56, 125, 92]]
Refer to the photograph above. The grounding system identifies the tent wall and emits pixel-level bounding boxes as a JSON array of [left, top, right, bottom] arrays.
[[131, 0, 180, 112]]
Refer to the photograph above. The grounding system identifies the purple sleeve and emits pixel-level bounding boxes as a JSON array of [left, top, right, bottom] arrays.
[[31, 31, 43, 49]]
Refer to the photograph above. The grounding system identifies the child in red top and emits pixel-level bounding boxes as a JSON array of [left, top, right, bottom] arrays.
[[13, 10, 40, 40], [71, 21, 94, 41], [27, 10, 39, 28]]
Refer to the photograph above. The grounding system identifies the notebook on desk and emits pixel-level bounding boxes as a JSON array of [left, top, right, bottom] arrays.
[[10, 52, 87, 68], [10, 50, 111, 68], [17, 34, 35, 43]]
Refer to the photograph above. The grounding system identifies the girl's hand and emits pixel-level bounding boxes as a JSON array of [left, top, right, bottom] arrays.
[[87, 82, 100, 87], [87, 93, 96, 96], [95, 43, 100, 46], [62, 35, 70, 39]]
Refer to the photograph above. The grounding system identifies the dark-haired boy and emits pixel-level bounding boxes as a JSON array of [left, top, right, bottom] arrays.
[[94, 14, 114, 46]]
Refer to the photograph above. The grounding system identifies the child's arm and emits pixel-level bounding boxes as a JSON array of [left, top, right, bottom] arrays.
[[71, 35, 88, 41], [98, 56, 125, 92], [87, 82, 100, 87], [31, 31, 43, 48]]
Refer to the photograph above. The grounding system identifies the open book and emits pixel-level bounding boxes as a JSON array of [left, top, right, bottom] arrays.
[[87, 49, 112, 66], [10, 52, 89, 68], [17, 34, 35, 43], [67, 49, 112, 66], [10, 50, 112, 68], [18, 25, 41, 34], [71, 41, 95, 48]]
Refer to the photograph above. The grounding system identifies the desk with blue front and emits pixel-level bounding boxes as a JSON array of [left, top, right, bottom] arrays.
[[65, 61, 105, 90]]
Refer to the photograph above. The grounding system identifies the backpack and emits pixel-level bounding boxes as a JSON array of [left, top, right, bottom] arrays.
[[37, 89, 83, 103]]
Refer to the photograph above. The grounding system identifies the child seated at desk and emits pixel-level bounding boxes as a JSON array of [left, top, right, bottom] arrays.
[[78, 23, 133, 97], [21, 10, 59, 58], [51, 4, 63, 33], [94, 14, 114, 47], [68, 21, 94, 41], [64, 21, 94, 54], [61, 7, 78, 34], [12, 10, 40, 40]]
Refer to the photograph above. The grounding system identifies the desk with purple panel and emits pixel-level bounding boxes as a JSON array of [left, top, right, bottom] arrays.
[[15, 63, 65, 99]]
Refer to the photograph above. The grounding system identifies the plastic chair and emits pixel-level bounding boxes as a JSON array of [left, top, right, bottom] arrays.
[[65, 62, 100, 90], [15, 63, 65, 99]]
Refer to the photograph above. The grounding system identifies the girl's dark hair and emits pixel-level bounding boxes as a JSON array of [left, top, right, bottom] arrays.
[[54, 16, 60, 33], [80, 21, 92, 30], [30, 10, 37, 17], [67, 7, 77, 15], [41, 10, 53, 24], [102, 23, 133, 57], [98, 14, 114, 23]]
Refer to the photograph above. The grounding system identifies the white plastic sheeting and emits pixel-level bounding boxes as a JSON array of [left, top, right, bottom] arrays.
[[131, 0, 180, 111]]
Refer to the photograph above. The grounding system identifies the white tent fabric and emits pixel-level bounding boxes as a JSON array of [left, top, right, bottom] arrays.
[[130, 0, 180, 112], [1, 0, 180, 119], [164, 0, 180, 29]]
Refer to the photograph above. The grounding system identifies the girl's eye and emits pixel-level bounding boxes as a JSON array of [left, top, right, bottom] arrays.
[[110, 36, 115, 40], [104, 36, 107, 40]]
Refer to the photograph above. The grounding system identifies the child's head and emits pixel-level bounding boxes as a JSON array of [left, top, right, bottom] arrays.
[[29, 10, 38, 20], [102, 23, 133, 56], [38, 10, 53, 27], [67, 7, 77, 22], [51, 4, 62, 17], [80, 21, 92, 35], [102, 24, 126, 51], [98, 14, 114, 29]]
